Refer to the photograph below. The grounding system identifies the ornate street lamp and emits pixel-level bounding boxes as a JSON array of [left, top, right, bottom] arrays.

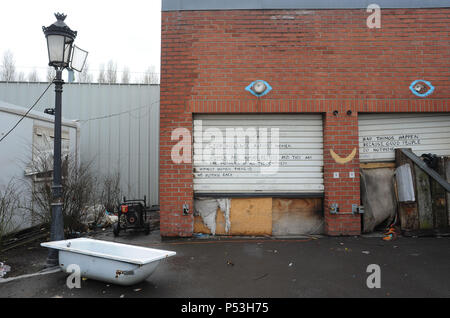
[[43, 13, 88, 266]]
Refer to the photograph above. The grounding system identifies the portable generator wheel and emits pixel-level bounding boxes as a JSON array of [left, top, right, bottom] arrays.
[[113, 222, 120, 237]]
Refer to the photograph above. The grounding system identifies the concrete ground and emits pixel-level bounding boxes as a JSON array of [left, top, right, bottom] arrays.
[[0, 229, 449, 298]]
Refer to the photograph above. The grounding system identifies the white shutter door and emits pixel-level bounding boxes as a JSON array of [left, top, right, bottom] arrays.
[[359, 113, 450, 162], [193, 114, 324, 194]]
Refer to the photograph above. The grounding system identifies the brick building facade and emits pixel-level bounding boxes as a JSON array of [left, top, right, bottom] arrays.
[[160, 0, 450, 237]]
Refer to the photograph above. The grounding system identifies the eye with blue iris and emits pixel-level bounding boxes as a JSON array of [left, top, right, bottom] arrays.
[[246, 80, 272, 97], [409, 80, 435, 97]]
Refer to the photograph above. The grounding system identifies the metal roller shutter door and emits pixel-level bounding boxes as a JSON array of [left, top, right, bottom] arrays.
[[193, 114, 324, 194], [359, 113, 450, 162]]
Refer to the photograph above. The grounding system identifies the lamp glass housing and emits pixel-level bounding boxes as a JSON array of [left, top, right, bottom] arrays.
[[70, 45, 89, 72], [43, 13, 77, 69], [46, 34, 74, 68]]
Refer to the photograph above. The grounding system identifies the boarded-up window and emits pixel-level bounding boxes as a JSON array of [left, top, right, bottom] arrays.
[[25, 125, 70, 178]]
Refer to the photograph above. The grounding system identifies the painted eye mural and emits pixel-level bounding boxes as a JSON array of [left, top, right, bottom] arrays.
[[409, 79, 435, 98], [246, 80, 272, 97]]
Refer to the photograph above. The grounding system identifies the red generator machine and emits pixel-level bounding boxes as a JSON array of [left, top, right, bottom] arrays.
[[113, 196, 151, 237]]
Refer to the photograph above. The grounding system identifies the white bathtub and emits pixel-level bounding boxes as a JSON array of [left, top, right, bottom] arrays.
[[41, 238, 176, 286]]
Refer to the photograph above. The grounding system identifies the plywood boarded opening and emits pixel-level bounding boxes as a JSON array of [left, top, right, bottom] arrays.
[[194, 197, 324, 236], [272, 198, 323, 235]]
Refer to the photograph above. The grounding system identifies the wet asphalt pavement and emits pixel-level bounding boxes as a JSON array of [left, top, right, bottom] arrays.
[[0, 231, 449, 298]]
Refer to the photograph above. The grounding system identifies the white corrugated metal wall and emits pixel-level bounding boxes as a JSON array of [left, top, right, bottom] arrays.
[[359, 113, 450, 162], [0, 101, 79, 232], [193, 114, 324, 194], [0, 82, 160, 205]]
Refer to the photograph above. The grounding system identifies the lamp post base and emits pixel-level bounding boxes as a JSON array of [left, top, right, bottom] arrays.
[[46, 251, 59, 268], [45, 191, 64, 265]]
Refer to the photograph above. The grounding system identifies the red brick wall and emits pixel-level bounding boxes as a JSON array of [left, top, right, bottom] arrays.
[[323, 108, 360, 236], [160, 9, 450, 237]]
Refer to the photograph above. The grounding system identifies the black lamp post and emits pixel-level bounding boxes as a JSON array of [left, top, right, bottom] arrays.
[[43, 13, 87, 266]]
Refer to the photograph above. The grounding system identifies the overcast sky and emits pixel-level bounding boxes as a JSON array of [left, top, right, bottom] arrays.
[[0, 0, 162, 82]]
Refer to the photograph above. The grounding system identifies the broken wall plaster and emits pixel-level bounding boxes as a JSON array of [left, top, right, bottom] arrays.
[[194, 198, 231, 235]]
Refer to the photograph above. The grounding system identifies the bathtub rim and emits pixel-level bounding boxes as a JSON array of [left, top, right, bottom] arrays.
[[41, 238, 176, 265]]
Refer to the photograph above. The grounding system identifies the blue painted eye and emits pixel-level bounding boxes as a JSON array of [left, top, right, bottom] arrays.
[[246, 80, 272, 97], [409, 80, 434, 97]]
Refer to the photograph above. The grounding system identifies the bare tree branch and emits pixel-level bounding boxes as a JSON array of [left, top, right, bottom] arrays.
[[78, 61, 93, 83], [0, 181, 21, 241], [105, 60, 117, 84], [21, 142, 122, 233], [47, 67, 56, 82], [1, 50, 16, 82], [97, 64, 106, 83], [141, 66, 159, 84], [121, 67, 130, 84], [27, 69, 40, 82], [17, 72, 26, 82]]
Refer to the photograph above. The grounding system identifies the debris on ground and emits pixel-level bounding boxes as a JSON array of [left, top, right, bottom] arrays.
[[83, 205, 118, 229], [335, 247, 352, 253], [362, 251, 370, 255], [226, 260, 234, 266], [0, 262, 11, 278], [0, 225, 49, 253], [253, 273, 268, 281], [193, 233, 208, 238], [134, 288, 142, 292], [383, 226, 400, 241], [67, 231, 82, 239]]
